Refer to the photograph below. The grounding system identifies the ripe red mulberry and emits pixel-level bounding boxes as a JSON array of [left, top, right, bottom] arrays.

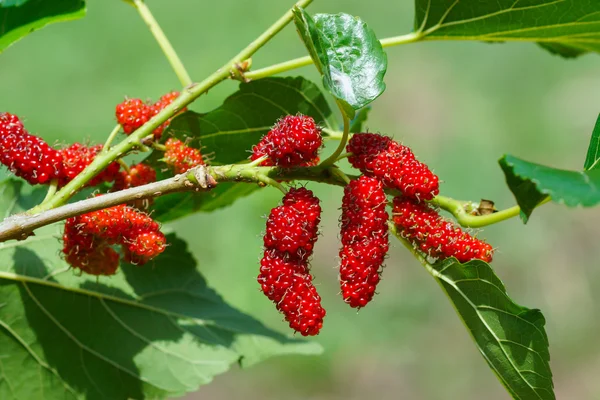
[[347, 133, 439, 201], [339, 176, 389, 308], [258, 249, 325, 336], [0, 113, 63, 184], [392, 197, 493, 263], [251, 114, 322, 167], [258, 188, 325, 335]]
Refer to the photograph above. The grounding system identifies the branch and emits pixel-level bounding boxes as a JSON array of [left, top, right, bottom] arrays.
[[0, 163, 346, 243]]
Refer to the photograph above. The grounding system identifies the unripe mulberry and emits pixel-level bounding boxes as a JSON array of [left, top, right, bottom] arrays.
[[251, 114, 322, 167], [392, 197, 494, 263], [164, 138, 204, 174], [347, 133, 439, 201], [59, 143, 120, 187], [0, 113, 63, 184], [258, 188, 325, 336], [339, 176, 389, 308]]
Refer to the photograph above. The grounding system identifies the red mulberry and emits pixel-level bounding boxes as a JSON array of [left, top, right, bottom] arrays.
[[347, 133, 439, 201], [251, 114, 322, 167], [258, 188, 325, 336], [116, 98, 152, 135], [116, 92, 186, 138], [339, 176, 389, 308], [0, 113, 63, 184], [392, 197, 493, 263]]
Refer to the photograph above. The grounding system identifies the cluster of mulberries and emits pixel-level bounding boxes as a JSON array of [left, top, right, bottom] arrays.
[[339, 176, 389, 308], [0, 113, 120, 187], [251, 114, 322, 167], [62, 203, 167, 275], [163, 138, 205, 174], [392, 197, 493, 263], [347, 133, 439, 201], [115, 91, 186, 138], [258, 188, 326, 336], [112, 163, 157, 210]]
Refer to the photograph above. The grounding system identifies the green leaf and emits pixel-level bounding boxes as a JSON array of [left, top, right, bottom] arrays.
[[349, 107, 371, 133], [0, 180, 321, 399], [429, 258, 554, 399], [144, 76, 334, 222], [499, 154, 600, 222], [584, 114, 600, 171], [0, 0, 86, 53], [413, 0, 600, 56], [293, 7, 388, 118]]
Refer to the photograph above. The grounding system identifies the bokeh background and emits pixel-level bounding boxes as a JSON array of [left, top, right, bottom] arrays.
[[2, 0, 600, 399]]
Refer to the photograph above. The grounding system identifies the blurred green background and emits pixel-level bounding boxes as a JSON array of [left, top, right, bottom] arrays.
[[2, 0, 600, 399]]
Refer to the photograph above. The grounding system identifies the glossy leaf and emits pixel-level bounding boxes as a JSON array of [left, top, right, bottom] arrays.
[[0, 179, 321, 399], [499, 154, 600, 222], [414, 0, 600, 56], [145, 77, 334, 222], [584, 114, 600, 171], [293, 7, 387, 117], [0, 0, 86, 53], [429, 258, 554, 399]]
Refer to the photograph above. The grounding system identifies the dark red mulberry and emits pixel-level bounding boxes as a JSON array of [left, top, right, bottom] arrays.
[[258, 188, 325, 335], [339, 176, 389, 308]]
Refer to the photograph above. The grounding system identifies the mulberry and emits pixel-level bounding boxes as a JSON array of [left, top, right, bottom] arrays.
[[251, 114, 322, 167], [347, 133, 439, 201], [339, 176, 389, 308], [392, 197, 493, 263]]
